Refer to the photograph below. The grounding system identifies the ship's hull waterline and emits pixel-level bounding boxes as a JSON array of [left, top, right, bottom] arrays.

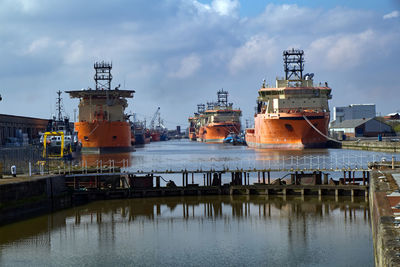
[[198, 122, 241, 143], [245, 113, 329, 149], [75, 121, 134, 153]]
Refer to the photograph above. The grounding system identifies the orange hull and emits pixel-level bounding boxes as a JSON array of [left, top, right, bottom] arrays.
[[75, 121, 133, 152], [245, 112, 329, 149], [151, 132, 160, 142], [198, 122, 241, 143], [188, 132, 197, 141]]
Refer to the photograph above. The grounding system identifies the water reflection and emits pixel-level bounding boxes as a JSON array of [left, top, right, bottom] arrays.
[[0, 196, 372, 266]]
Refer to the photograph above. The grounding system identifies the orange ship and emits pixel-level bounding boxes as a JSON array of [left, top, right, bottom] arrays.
[[245, 49, 332, 149], [66, 62, 135, 153], [196, 90, 241, 143]]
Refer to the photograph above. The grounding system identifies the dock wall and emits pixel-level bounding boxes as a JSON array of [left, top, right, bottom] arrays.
[[0, 176, 71, 225], [369, 170, 400, 266], [342, 140, 400, 152]]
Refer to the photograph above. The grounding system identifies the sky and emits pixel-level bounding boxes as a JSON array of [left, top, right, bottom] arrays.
[[0, 0, 399, 128]]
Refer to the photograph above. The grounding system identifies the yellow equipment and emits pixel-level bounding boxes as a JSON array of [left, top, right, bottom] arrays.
[[42, 131, 72, 159]]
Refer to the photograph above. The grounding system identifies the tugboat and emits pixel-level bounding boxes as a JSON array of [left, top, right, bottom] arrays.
[[41, 91, 78, 159], [66, 62, 135, 153], [245, 49, 332, 148]]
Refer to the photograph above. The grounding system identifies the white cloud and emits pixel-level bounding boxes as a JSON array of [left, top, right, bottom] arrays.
[[383, 10, 399, 20], [229, 35, 278, 74], [168, 54, 201, 78], [64, 40, 84, 65], [25, 37, 51, 54], [211, 0, 239, 16], [309, 30, 376, 69], [193, 0, 239, 16]]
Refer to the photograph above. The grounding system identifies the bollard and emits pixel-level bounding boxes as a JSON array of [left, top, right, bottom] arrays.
[[392, 156, 395, 170], [11, 165, 16, 177]]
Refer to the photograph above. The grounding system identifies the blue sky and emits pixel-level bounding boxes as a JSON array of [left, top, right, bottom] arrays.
[[0, 0, 399, 127]]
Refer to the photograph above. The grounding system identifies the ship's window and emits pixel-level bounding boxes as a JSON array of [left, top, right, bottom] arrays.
[[84, 136, 88, 141], [113, 136, 117, 139]]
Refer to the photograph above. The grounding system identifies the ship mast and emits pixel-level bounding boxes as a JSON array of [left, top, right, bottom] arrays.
[[283, 49, 304, 81], [217, 89, 228, 107], [197, 104, 205, 114], [56, 90, 63, 121], [94, 61, 113, 90]]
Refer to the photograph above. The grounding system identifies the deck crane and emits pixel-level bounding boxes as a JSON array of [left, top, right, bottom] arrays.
[[150, 107, 161, 130]]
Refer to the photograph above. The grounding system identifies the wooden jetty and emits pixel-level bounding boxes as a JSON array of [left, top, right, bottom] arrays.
[[64, 168, 370, 202]]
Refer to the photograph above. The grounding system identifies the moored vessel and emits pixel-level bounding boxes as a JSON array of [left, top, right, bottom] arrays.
[[197, 90, 241, 143], [66, 62, 135, 153], [188, 104, 205, 141], [245, 49, 332, 149]]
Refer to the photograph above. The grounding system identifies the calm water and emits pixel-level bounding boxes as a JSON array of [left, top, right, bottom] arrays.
[[1, 140, 386, 266], [0, 196, 372, 267], [79, 139, 398, 186]]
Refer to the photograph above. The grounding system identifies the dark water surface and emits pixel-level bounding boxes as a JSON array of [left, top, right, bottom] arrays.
[[0, 196, 372, 267]]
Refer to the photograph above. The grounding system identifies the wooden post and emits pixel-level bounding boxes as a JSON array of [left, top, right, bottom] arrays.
[[185, 172, 188, 187], [362, 171, 365, 185], [203, 174, 206, 186], [258, 172, 260, 183], [231, 172, 234, 183], [219, 173, 222, 186], [247, 173, 250, 185], [192, 172, 194, 184], [343, 171, 346, 185], [267, 171, 270, 184], [156, 175, 160, 188], [244, 172, 247, 185], [262, 172, 265, 184], [182, 172, 185, 187]]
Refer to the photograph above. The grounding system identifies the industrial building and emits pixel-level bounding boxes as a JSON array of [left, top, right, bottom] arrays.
[[330, 117, 393, 138], [0, 114, 49, 146], [332, 104, 376, 124]]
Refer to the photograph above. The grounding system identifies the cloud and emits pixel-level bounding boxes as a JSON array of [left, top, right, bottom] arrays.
[[383, 10, 399, 19], [168, 54, 202, 78], [229, 35, 278, 74], [0, 1, 399, 125], [308, 29, 397, 70], [193, 0, 239, 16]]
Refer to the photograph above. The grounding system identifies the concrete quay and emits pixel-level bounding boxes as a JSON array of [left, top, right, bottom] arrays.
[[369, 164, 400, 266], [342, 140, 400, 152]]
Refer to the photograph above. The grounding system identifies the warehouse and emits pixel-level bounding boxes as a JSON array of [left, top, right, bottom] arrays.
[[330, 118, 393, 138]]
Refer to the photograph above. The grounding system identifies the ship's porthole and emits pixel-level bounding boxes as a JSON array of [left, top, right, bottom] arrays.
[[113, 136, 117, 139], [285, 124, 294, 131], [84, 136, 88, 141]]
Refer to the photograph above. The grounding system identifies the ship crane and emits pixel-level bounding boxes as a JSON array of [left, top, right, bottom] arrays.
[[150, 107, 160, 130]]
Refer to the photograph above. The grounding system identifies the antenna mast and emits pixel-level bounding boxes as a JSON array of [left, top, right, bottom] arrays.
[[56, 90, 63, 121], [217, 89, 228, 107], [94, 61, 113, 90], [283, 49, 304, 81]]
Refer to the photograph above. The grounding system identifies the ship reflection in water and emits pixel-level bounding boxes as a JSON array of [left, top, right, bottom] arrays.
[[78, 152, 131, 168], [0, 196, 373, 266]]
